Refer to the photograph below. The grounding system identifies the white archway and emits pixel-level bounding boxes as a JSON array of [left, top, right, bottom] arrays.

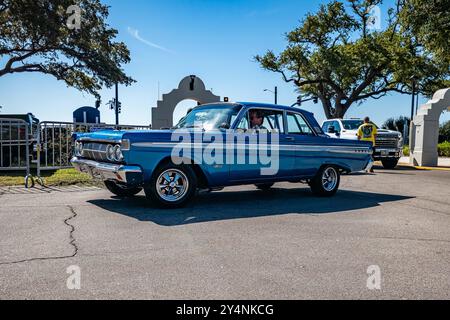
[[151, 75, 220, 129], [173, 99, 199, 125], [410, 88, 450, 166]]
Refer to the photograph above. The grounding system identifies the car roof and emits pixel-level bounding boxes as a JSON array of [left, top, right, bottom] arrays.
[[196, 102, 313, 116], [323, 119, 364, 122]]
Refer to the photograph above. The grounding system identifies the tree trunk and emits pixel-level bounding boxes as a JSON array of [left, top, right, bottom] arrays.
[[333, 103, 347, 118], [320, 97, 333, 119], [321, 100, 350, 119]]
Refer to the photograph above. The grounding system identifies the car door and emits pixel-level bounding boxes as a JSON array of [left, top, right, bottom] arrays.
[[228, 108, 294, 182], [285, 112, 319, 176]]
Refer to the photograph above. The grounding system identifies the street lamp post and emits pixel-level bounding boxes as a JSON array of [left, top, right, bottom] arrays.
[[264, 86, 278, 105], [408, 76, 418, 147], [410, 77, 416, 122], [274, 86, 278, 105]]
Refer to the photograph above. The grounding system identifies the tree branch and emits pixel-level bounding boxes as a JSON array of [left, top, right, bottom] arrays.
[[354, 87, 410, 101], [0, 51, 38, 76]]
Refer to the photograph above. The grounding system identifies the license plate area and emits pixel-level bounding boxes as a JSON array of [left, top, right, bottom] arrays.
[[81, 164, 116, 180]]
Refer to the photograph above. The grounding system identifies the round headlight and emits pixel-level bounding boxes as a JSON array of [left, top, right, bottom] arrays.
[[113, 144, 123, 162], [106, 144, 114, 161], [75, 141, 83, 156]]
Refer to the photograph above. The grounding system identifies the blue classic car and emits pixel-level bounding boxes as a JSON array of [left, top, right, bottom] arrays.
[[71, 102, 373, 208]]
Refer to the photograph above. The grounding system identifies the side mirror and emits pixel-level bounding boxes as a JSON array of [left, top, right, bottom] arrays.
[[218, 122, 230, 130], [328, 126, 336, 134]]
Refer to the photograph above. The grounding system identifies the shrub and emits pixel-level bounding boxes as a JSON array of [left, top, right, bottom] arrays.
[[403, 145, 410, 156], [438, 141, 450, 157], [439, 121, 450, 143]]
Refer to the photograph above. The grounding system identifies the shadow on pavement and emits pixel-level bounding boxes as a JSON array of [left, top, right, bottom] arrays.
[[88, 187, 413, 227]]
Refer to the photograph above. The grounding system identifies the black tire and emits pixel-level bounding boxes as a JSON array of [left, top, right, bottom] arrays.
[[309, 165, 340, 197], [381, 159, 399, 169], [144, 162, 197, 208], [104, 180, 142, 197], [255, 183, 274, 191]]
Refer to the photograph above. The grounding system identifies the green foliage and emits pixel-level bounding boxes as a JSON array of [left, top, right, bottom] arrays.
[[0, 0, 134, 97], [399, 0, 450, 67], [0, 168, 93, 186], [255, 0, 450, 119], [403, 145, 410, 156], [438, 141, 450, 157], [439, 121, 450, 143], [382, 116, 410, 133]]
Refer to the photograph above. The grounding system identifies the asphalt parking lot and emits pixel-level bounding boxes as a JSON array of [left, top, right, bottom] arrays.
[[1, 166, 449, 299]]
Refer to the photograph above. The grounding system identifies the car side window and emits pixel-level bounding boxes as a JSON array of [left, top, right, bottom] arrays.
[[238, 109, 284, 132], [236, 114, 249, 131], [334, 121, 341, 133], [287, 113, 314, 135], [322, 121, 330, 133]]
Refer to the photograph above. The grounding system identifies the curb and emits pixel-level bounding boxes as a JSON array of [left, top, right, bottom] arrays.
[[397, 163, 450, 171]]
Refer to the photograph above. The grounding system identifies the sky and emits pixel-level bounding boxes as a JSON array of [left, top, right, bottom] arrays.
[[0, 0, 448, 126]]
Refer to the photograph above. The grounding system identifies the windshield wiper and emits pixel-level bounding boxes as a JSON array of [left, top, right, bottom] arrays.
[[184, 125, 205, 131]]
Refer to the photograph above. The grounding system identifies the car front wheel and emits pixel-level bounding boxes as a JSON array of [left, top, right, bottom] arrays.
[[381, 159, 399, 169], [309, 165, 340, 197], [144, 163, 197, 208], [104, 180, 142, 197]]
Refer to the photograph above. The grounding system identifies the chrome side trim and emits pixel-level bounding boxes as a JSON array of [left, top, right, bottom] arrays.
[[78, 137, 123, 144], [131, 142, 373, 154]]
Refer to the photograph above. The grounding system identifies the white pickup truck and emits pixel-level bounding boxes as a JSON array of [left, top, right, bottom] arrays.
[[322, 119, 403, 169]]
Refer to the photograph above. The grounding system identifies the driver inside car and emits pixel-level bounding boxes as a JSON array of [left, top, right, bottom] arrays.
[[249, 110, 267, 130]]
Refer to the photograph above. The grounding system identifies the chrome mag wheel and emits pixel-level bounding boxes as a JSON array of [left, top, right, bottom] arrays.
[[156, 169, 189, 202], [322, 167, 338, 192]]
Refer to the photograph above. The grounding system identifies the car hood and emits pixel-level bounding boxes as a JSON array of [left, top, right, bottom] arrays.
[[74, 128, 206, 143]]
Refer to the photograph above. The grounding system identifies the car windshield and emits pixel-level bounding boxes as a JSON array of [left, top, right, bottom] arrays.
[[174, 105, 242, 130], [341, 120, 364, 130]]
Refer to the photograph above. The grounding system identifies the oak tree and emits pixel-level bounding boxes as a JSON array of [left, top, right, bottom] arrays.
[[0, 0, 134, 98], [255, 0, 449, 119]]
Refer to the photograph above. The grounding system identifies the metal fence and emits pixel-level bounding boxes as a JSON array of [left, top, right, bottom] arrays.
[[0, 118, 33, 186], [0, 119, 151, 187]]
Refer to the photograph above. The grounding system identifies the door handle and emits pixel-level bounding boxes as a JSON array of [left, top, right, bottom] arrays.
[[284, 136, 295, 141]]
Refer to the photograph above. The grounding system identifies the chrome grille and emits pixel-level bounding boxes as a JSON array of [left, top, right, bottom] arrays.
[[375, 135, 398, 148], [80, 142, 108, 162]]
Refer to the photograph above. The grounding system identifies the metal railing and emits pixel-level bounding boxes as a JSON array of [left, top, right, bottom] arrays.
[[0, 120, 151, 187], [0, 118, 33, 186]]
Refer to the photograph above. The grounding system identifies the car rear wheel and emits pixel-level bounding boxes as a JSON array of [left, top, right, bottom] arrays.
[[144, 163, 197, 208], [381, 159, 399, 169], [309, 165, 340, 197], [104, 180, 142, 197], [255, 183, 274, 191]]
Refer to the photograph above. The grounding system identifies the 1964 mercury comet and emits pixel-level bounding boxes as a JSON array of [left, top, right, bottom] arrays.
[[71, 102, 373, 208]]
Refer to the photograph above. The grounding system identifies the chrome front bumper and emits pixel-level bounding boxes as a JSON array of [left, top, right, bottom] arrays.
[[373, 148, 402, 159], [71, 157, 143, 185]]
